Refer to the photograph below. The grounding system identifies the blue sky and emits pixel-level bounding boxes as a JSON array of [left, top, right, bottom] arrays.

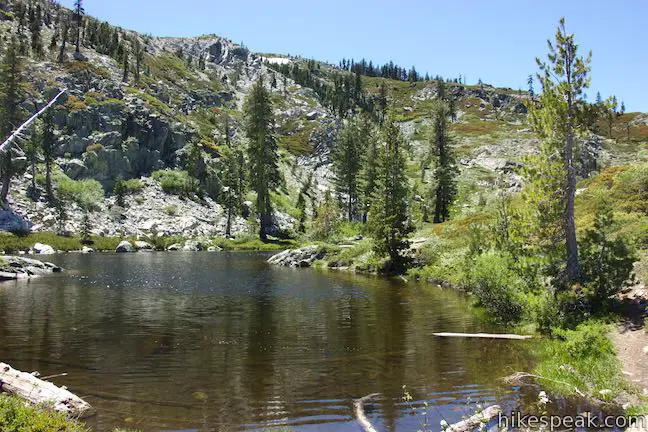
[[60, 0, 648, 112]]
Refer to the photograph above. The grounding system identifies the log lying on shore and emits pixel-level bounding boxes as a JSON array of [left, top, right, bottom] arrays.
[[0, 362, 92, 418], [433, 332, 533, 340], [447, 405, 502, 432], [353, 393, 380, 432]]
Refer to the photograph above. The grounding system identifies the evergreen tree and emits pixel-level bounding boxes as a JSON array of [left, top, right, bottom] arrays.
[[331, 116, 367, 221], [244, 77, 279, 240], [312, 190, 340, 239], [527, 74, 534, 97], [368, 115, 412, 269], [28, 5, 43, 58], [73, 0, 84, 54], [58, 15, 69, 63], [132, 38, 144, 83], [0, 36, 25, 205], [41, 110, 55, 203], [221, 146, 246, 238], [122, 49, 129, 82], [80, 209, 92, 244], [529, 17, 593, 282], [113, 178, 126, 207], [25, 124, 40, 196], [428, 100, 458, 223]]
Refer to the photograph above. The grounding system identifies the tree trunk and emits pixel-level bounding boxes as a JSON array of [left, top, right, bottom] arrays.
[[1, 156, 12, 206], [564, 53, 580, 282], [0, 362, 92, 418], [226, 204, 232, 238], [46, 158, 53, 202]]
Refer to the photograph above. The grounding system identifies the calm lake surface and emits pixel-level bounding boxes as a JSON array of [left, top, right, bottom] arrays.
[[0, 252, 536, 431]]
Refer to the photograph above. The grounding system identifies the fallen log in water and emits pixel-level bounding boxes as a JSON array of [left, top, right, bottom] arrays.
[[0, 362, 92, 418], [353, 393, 380, 432], [447, 404, 502, 432], [433, 332, 533, 340]]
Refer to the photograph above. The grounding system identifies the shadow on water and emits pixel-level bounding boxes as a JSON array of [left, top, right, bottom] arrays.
[[0, 252, 539, 431]]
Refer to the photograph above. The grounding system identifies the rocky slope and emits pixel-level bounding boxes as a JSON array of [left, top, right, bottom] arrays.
[[1, 0, 646, 239]]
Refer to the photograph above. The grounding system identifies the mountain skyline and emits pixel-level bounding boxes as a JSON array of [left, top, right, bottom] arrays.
[[57, 0, 648, 112]]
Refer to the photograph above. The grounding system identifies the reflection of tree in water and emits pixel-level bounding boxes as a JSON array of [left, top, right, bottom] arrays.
[[374, 284, 409, 432], [243, 274, 278, 419]]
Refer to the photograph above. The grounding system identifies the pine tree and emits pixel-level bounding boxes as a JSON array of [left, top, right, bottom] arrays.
[[244, 77, 279, 240], [368, 115, 412, 269], [58, 15, 69, 63], [80, 209, 92, 244], [73, 0, 84, 54], [42, 110, 56, 203], [428, 100, 458, 223], [132, 38, 144, 83], [122, 49, 129, 82], [312, 190, 340, 239], [113, 178, 126, 207], [25, 124, 40, 196], [221, 146, 246, 238], [0, 36, 25, 205], [332, 115, 367, 221], [28, 5, 43, 58], [527, 74, 534, 97], [529, 17, 592, 282]]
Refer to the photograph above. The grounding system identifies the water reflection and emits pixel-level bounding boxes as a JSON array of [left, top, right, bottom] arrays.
[[0, 252, 535, 431]]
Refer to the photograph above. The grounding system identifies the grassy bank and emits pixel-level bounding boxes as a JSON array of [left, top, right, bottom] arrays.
[[0, 232, 299, 254]]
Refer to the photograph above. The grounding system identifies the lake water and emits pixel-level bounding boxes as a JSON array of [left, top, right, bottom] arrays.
[[0, 252, 536, 431]]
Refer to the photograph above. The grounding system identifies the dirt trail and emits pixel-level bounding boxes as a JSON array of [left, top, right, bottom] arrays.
[[612, 285, 648, 396]]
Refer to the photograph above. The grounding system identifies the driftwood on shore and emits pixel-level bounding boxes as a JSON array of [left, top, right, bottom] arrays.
[[433, 332, 533, 340], [446, 404, 502, 432], [0, 362, 92, 418]]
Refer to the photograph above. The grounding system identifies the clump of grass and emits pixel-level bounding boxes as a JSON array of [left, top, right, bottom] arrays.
[[0, 394, 89, 432], [0, 232, 121, 253], [532, 322, 629, 402], [163, 204, 178, 216], [212, 233, 297, 251]]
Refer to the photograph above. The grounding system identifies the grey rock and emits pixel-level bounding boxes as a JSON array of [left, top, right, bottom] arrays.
[[166, 243, 182, 251], [32, 243, 55, 255], [134, 241, 154, 250], [268, 245, 323, 267], [115, 240, 135, 253], [0, 211, 32, 233]]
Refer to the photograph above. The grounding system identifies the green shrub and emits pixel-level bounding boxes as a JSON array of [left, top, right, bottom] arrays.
[[163, 205, 178, 215], [467, 252, 525, 323], [55, 173, 105, 210], [152, 169, 199, 196], [580, 205, 637, 308], [0, 394, 89, 432], [123, 179, 144, 192], [85, 143, 105, 153]]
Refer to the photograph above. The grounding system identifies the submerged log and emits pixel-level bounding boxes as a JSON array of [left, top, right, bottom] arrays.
[[353, 393, 380, 432], [0, 362, 92, 418], [433, 332, 533, 340], [447, 404, 502, 432]]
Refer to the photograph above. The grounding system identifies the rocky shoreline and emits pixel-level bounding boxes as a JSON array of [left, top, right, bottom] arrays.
[[0, 256, 63, 281]]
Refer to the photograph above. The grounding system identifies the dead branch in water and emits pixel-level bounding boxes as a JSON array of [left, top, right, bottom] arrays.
[[353, 393, 380, 432], [433, 332, 534, 340], [447, 404, 502, 432]]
